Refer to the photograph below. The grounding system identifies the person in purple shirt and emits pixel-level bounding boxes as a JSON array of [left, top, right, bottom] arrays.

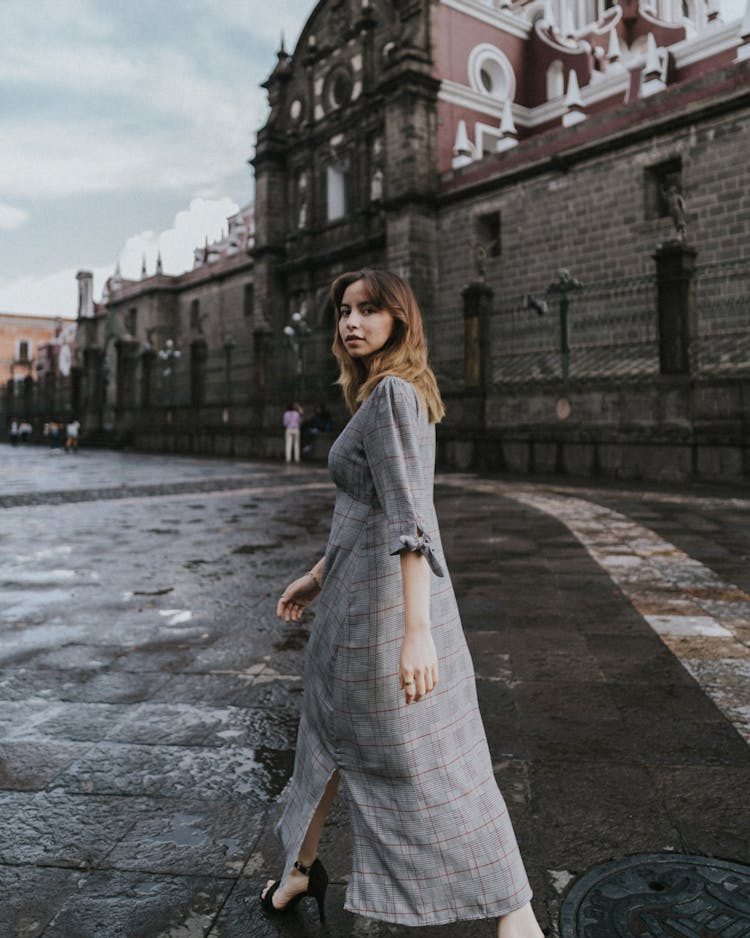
[[283, 402, 303, 463]]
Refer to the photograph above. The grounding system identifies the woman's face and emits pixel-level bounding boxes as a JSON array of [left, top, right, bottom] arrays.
[[338, 279, 396, 364]]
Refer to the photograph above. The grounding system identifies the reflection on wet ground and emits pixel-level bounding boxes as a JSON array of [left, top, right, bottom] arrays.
[[2, 447, 749, 937]]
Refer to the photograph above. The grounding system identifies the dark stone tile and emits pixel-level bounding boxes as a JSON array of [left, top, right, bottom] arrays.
[[42, 870, 232, 938], [652, 765, 750, 859], [0, 740, 90, 791], [464, 631, 514, 680], [0, 791, 145, 867], [0, 667, 170, 704], [528, 761, 682, 871], [506, 642, 607, 685], [151, 673, 268, 707], [24, 701, 128, 742], [105, 799, 268, 877], [0, 700, 54, 739], [107, 702, 297, 751], [515, 681, 621, 722], [614, 711, 747, 765], [584, 635, 696, 686], [28, 645, 123, 671], [55, 741, 284, 802], [0, 864, 82, 938], [607, 680, 735, 725]]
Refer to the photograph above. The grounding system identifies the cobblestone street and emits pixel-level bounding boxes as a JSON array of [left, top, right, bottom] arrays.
[[1, 445, 748, 937]]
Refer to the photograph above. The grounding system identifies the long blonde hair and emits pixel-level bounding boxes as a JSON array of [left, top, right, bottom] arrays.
[[330, 269, 445, 423]]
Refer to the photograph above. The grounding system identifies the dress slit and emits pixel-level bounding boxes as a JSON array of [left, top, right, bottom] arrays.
[[276, 745, 339, 885]]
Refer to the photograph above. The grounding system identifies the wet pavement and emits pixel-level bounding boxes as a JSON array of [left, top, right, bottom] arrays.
[[0, 444, 749, 937]]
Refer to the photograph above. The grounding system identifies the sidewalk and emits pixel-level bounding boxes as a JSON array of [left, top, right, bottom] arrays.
[[0, 447, 748, 936]]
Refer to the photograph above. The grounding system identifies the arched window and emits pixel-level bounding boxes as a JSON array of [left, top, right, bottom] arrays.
[[547, 60, 565, 100], [326, 164, 347, 221]]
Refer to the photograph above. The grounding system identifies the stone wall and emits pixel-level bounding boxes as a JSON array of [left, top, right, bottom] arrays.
[[428, 83, 750, 481]]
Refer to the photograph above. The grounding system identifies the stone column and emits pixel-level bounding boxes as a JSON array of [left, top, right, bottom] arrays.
[[653, 240, 697, 375], [461, 281, 493, 391]]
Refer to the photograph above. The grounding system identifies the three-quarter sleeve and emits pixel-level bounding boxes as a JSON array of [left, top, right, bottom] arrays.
[[363, 377, 445, 577]]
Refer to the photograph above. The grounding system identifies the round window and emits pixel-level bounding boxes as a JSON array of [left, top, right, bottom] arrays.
[[468, 44, 516, 102], [478, 58, 506, 97], [325, 67, 353, 111]]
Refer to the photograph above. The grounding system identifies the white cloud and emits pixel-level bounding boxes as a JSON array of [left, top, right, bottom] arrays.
[[117, 197, 240, 279], [0, 202, 29, 231], [2, 117, 249, 200], [0, 197, 239, 316], [0, 1, 320, 204], [0, 265, 110, 318]]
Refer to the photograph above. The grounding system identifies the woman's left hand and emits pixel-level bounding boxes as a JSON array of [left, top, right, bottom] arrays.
[[399, 625, 438, 705]]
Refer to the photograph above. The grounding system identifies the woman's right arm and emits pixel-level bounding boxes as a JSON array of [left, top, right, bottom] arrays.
[[276, 555, 325, 622]]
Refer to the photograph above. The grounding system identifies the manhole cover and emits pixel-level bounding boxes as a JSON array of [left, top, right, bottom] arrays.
[[559, 853, 750, 937]]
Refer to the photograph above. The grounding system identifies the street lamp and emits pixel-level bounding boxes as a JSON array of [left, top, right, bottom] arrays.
[[223, 334, 236, 405], [546, 269, 583, 385], [526, 268, 583, 385], [283, 302, 312, 397], [158, 338, 181, 411]]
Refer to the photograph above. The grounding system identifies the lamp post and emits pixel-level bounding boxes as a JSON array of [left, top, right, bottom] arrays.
[[222, 334, 236, 424], [283, 302, 312, 397], [158, 338, 181, 413], [546, 268, 583, 385], [223, 334, 236, 405], [526, 268, 582, 421], [526, 268, 583, 385]]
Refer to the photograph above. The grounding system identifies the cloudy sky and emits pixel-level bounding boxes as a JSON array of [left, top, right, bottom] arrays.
[[1, 0, 746, 318], [0, 0, 313, 317]]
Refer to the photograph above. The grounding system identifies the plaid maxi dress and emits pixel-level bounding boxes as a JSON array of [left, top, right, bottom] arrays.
[[276, 376, 532, 925]]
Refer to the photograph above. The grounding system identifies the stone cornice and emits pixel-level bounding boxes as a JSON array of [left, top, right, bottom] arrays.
[[438, 61, 750, 201], [439, 0, 531, 40], [668, 20, 742, 68], [107, 255, 254, 305], [439, 72, 631, 128]]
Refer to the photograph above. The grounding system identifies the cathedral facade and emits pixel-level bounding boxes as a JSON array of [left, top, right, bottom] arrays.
[[72, 0, 750, 479]]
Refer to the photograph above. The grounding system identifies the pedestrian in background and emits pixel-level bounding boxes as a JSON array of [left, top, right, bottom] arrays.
[[19, 420, 32, 443], [283, 402, 302, 464], [65, 418, 81, 453], [9, 419, 19, 446], [46, 421, 63, 451], [262, 269, 543, 938]]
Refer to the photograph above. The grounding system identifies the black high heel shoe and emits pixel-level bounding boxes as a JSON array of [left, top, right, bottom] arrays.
[[260, 858, 328, 921]]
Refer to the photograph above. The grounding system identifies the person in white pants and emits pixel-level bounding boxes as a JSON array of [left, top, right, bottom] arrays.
[[283, 402, 303, 463]]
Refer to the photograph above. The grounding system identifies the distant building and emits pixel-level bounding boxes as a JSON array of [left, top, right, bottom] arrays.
[[1, 313, 58, 384], [71, 1, 750, 479], [1, 312, 76, 431]]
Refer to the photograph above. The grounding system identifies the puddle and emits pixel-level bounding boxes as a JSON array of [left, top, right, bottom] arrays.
[[255, 746, 296, 799], [134, 587, 175, 596], [232, 543, 282, 555], [154, 811, 208, 847], [147, 529, 179, 535], [159, 609, 193, 626], [2, 589, 76, 620], [0, 568, 76, 586]]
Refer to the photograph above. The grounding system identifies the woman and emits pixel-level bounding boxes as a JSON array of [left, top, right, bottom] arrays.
[[262, 270, 542, 937]]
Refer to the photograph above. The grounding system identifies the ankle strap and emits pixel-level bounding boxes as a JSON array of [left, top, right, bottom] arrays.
[[294, 859, 314, 876]]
